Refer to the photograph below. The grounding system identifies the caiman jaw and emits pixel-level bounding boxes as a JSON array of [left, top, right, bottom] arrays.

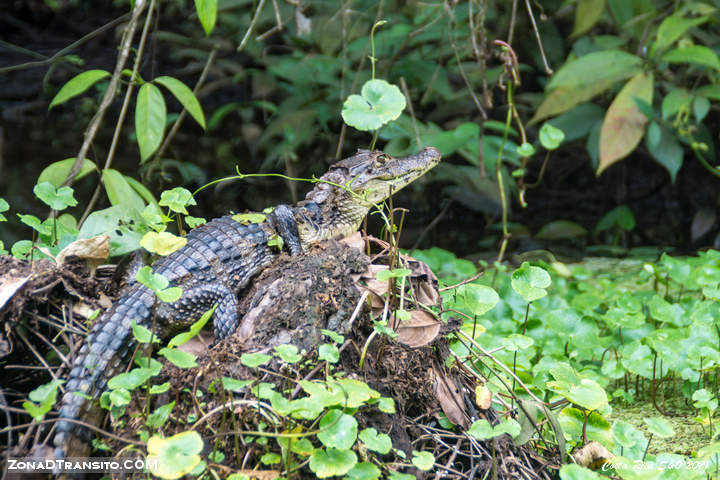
[[296, 147, 442, 244]]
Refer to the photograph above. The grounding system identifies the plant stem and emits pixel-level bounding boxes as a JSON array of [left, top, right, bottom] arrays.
[[369, 20, 387, 80]]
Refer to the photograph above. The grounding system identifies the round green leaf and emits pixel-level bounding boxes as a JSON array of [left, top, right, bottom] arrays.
[[539, 123, 565, 150], [559, 464, 602, 480], [240, 352, 272, 368], [309, 448, 357, 478], [501, 334, 535, 352], [147, 431, 204, 479], [566, 379, 608, 411], [317, 409, 358, 450], [318, 343, 339, 363], [341, 79, 406, 131], [274, 344, 303, 363], [644, 417, 675, 438], [49, 70, 110, 109], [158, 347, 197, 368], [467, 419, 494, 440], [136, 83, 167, 162], [108, 368, 155, 390], [359, 428, 392, 454], [511, 262, 551, 302], [411, 451, 435, 471], [155, 76, 206, 129], [459, 284, 499, 316], [33, 182, 78, 211], [517, 142, 536, 157], [346, 462, 381, 480]]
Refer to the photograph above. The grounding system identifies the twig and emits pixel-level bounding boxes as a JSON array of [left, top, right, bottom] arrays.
[[0, 14, 131, 74], [439, 271, 484, 292], [61, 0, 148, 189], [399, 77, 422, 148], [238, 0, 268, 52], [79, 0, 158, 224], [523, 0, 552, 75]]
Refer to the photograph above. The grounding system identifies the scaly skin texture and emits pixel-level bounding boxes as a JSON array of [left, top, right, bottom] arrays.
[[53, 147, 441, 460]]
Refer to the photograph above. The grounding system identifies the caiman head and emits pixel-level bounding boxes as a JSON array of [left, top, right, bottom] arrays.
[[297, 147, 441, 244]]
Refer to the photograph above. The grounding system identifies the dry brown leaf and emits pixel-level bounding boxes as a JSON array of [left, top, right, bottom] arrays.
[[572, 441, 613, 470], [340, 231, 365, 252], [432, 364, 469, 428], [396, 310, 441, 347], [0, 276, 30, 313], [57, 235, 110, 269]]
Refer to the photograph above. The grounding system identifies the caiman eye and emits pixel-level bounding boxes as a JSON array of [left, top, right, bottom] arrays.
[[375, 154, 388, 165]]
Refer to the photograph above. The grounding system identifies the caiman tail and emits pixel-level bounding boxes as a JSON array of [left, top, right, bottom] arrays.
[[53, 282, 155, 459]]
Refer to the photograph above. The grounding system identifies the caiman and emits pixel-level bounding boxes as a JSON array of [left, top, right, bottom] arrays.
[[53, 147, 441, 460]]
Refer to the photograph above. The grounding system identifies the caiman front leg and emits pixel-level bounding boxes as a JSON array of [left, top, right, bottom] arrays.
[[157, 282, 239, 340], [269, 204, 302, 255]]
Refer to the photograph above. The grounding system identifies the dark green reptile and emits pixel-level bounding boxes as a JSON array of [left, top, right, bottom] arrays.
[[53, 147, 441, 459]]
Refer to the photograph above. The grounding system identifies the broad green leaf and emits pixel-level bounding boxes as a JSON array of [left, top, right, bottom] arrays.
[[125, 176, 159, 208], [132, 321, 159, 344], [661, 88, 692, 120], [598, 72, 654, 175], [0, 198, 7, 222], [572, 0, 606, 37], [38, 158, 97, 187], [108, 368, 155, 390], [28, 379, 63, 405], [317, 409, 358, 450], [241, 352, 272, 368], [136, 266, 170, 292], [194, 0, 217, 36], [467, 419, 494, 440], [33, 182, 78, 210], [318, 343, 340, 363], [532, 50, 642, 123], [644, 417, 674, 438], [322, 329, 344, 344], [18, 214, 52, 236], [511, 262, 551, 302], [516, 142, 535, 157], [346, 462, 381, 480], [158, 187, 197, 216], [559, 464, 602, 480], [459, 284, 499, 315], [49, 70, 110, 109], [108, 388, 131, 406], [260, 453, 281, 465], [566, 379, 608, 411], [232, 213, 266, 225], [342, 79, 406, 131], [136, 83, 167, 162], [146, 401, 175, 429], [358, 428, 392, 454], [662, 45, 720, 72], [221, 377, 253, 392], [694, 95, 711, 123], [274, 344, 302, 363], [539, 123, 565, 150], [596, 205, 635, 232], [147, 431, 203, 479], [646, 122, 683, 182], [140, 231, 187, 256], [308, 448, 357, 478], [501, 334, 534, 352], [652, 15, 708, 58], [150, 382, 170, 394], [376, 268, 412, 282], [158, 347, 197, 368], [102, 169, 146, 212], [155, 76, 206, 129], [411, 451, 435, 471], [157, 287, 183, 303]]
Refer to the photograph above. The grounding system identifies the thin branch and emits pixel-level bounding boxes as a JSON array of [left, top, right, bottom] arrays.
[[524, 0, 552, 75], [238, 0, 268, 52], [0, 14, 130, 74], [60, 1, 148, 189], [79, 0, 158, 224]]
